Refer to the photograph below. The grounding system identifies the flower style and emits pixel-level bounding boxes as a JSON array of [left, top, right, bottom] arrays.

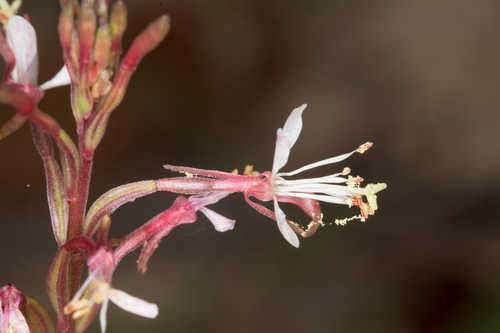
[[264, 104, 386, 247], [2, 12, 70, 96], [64, 247, 158, 333], [0, 285, 29, 333]]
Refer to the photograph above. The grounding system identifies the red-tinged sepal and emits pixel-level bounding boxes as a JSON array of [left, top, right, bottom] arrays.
[[0, 112, 27, 140], [24, 296, 57, 333], [135, 194, 234, 273], [62, 236, 98, 254], [0, 83, 36, 115]]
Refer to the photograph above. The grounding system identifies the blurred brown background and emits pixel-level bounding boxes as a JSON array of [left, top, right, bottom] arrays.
[[2, 1, 500, 332]]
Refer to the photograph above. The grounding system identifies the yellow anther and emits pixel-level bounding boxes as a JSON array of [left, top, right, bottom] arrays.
[[0, 0, 21, 22], [72, 308, 90, 320], [356, 142, 373, 154], [342, 167, 351, 175], [64, 299, 89, 315], [231, 168, 239, 174], [243, 164, 260, 176]]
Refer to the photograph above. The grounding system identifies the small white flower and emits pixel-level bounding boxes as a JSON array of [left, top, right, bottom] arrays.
[[5, 15, 70, 89], [271, 104, 386, 247], [65, 270, 158, 333]]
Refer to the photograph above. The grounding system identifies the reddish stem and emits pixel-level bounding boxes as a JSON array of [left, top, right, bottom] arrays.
[[67, 155, 93, 240]]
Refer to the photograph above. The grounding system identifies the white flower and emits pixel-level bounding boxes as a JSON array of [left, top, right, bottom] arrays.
[[271, 104, 386, 248], [65, 270, 158, 333], [5, 15, 71, 89], [0, 285, 30, 333]]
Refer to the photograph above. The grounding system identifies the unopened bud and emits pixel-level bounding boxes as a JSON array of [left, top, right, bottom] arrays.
[[96, 0, 108, 19], [121, 15, 170, 71], [58, 2, 74, 53], [75, 5, 97, 121], [91, 25, 111, 83], [110, 1, 127, 43], [78, 4, 96, 70], [110, 0, 127, 66]]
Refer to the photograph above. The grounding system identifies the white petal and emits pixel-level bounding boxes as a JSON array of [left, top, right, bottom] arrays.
[[40, 65, 71, 90], [273, 197, 300, 248], [99, 299, 109, 333], [272, 104, 306, 174], [277, 151, 355, 177], [10, 309, 30, 333], [199, 207, 235, 232], [281, 104, 306, 148], [6, 15, 39, 84], [109, 289, 158, 318]]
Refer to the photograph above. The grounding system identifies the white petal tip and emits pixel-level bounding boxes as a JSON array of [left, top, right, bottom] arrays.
[[284, 231, 300, 248], [148, 305, 159, 318], [274, 199, 300, 248], [199, 207, 236, 232], [295, 104, 307, 112], [6, 15, 39, 85], [109, 289, 159, 319], [40, 65, 71, 90]]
